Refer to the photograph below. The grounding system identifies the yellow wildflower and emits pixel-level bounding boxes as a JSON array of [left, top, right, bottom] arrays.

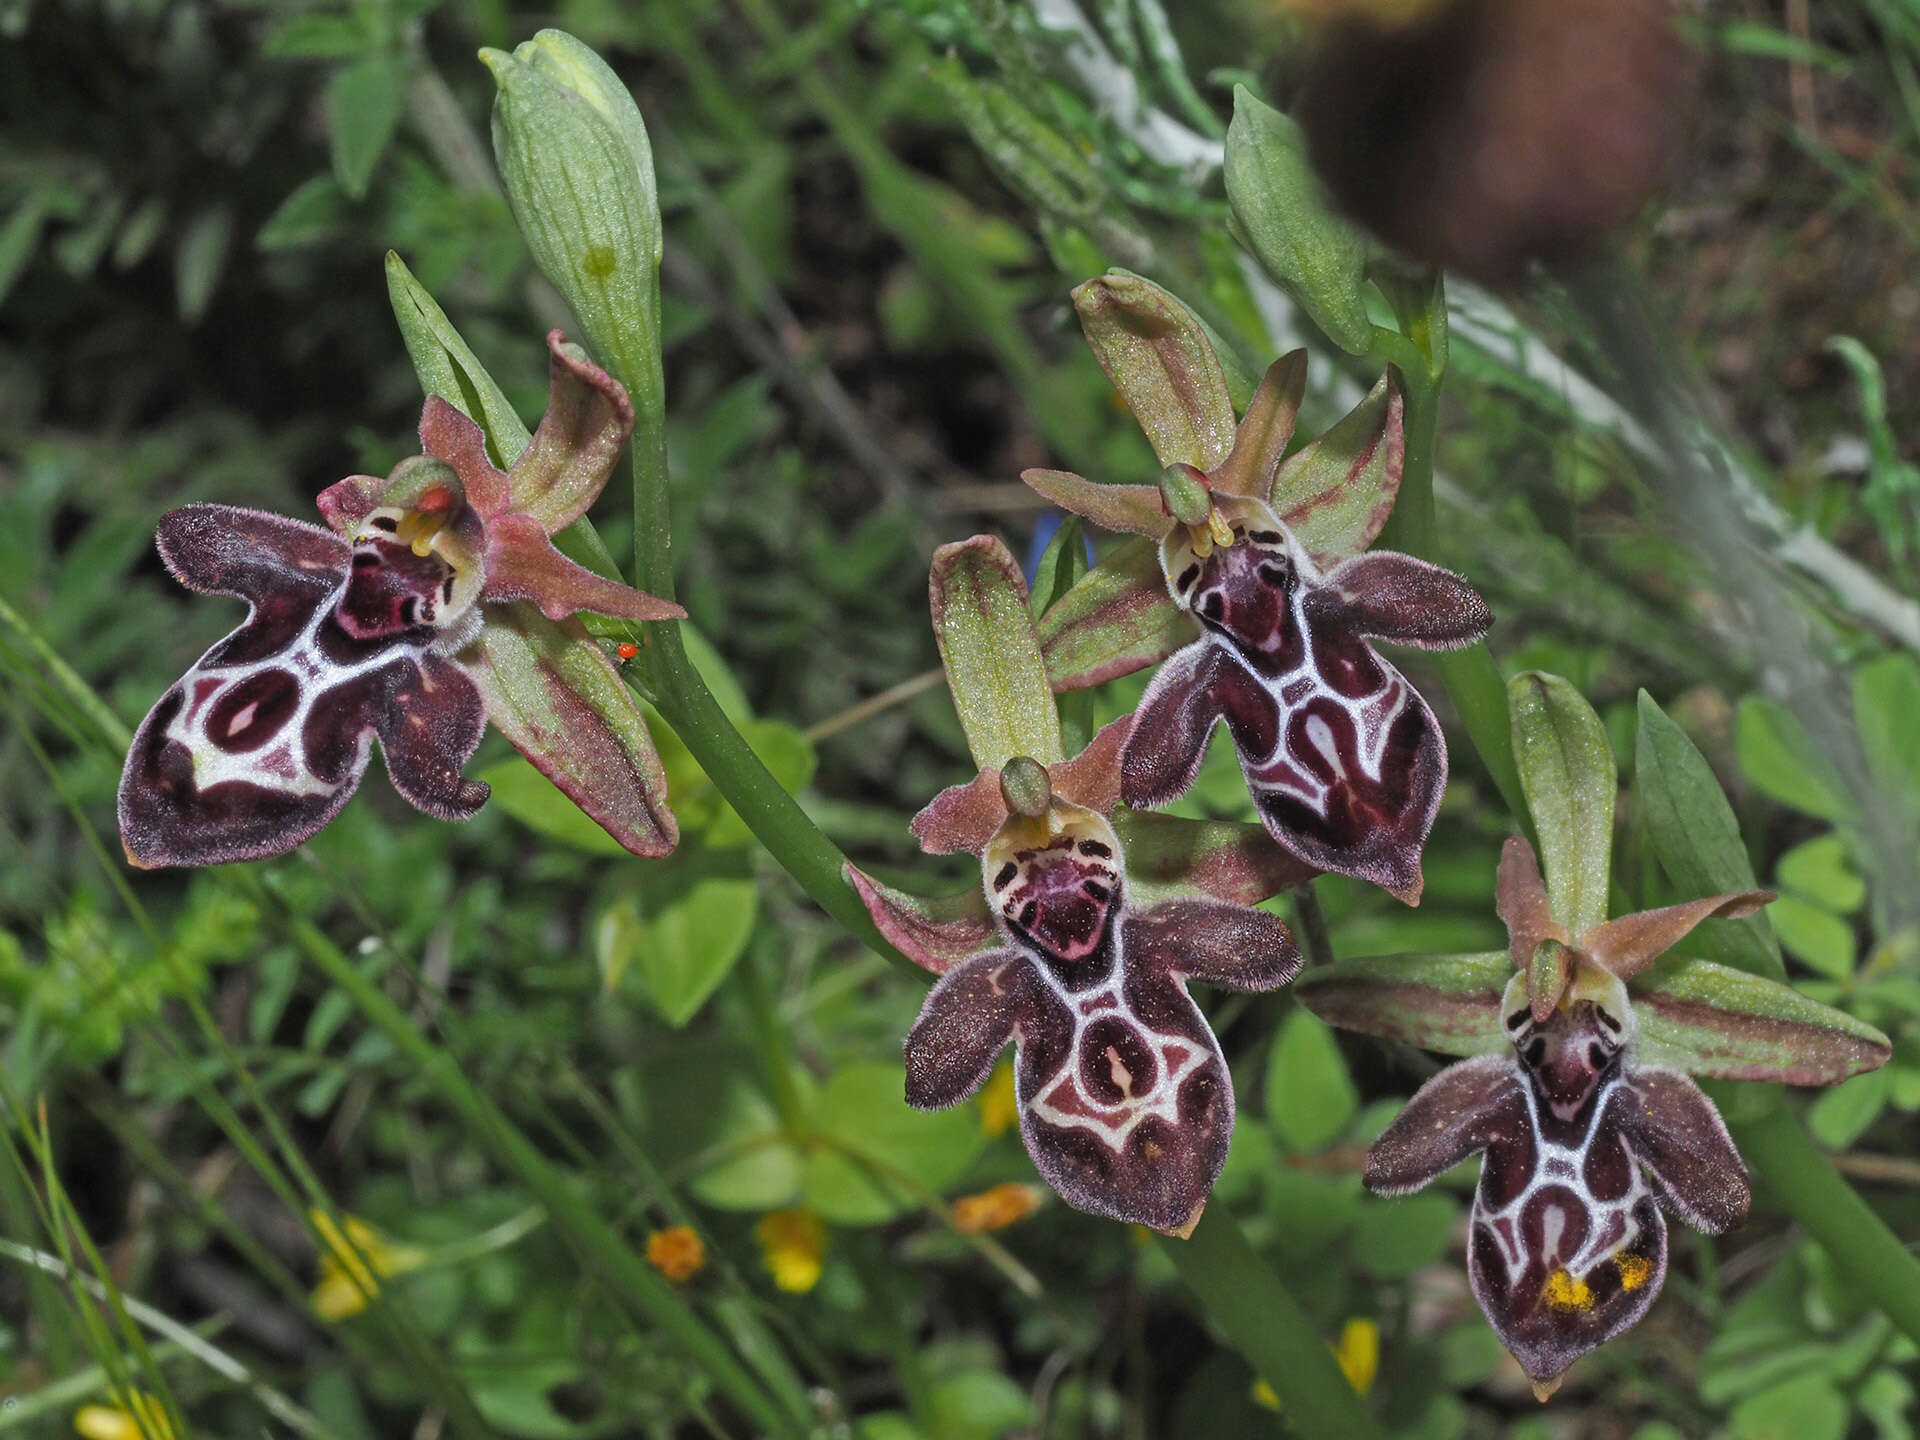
[[309, 1210, 428, 1322], [646, 1225, 706, 1283], [977, 1063, 1017, 1138], [1334, 1317, 1379, 1395], [950, 1183, 1045, 1234], [756, 1209, 826, 1293], [74, 1393, 175, 1440], [1249, 1317, 1379, 1411]]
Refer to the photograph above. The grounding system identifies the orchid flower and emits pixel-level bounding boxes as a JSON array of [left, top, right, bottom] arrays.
[[850, 536, 1311, 1234], [1024, 274, 1490, 902], [120, 330, 684, 867], [1296, 673, 1891, 1395]]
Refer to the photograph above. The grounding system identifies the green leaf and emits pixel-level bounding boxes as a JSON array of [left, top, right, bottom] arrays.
[[803, 1062, 981, 1225], [926, 1371, 1033, 1440], [328, 56, 406, 201], [687, 1077, 802, 1211], [1632, 954, 1891, 1084], [1635, 692, 1785, 979], [1853, 655, 1920, 825], [1070, 272, 1237, 471], [263, 13, 378, 58], [1806, 1068, 1889, 1150], [1224, 87, 1373, 356], [1776, 834, 1865, 914], [1728, 1373, 1848, 1440], [1264, 1009, 1359, 1153], [1509, 672, 1615, 937], [478, 757, 629, 857], [929, 536, 1063, 770], [257, 175, 349, 250], [1352, 1192, 1454, 1278], [173, 204, 232, 325], [635, 878, 759, 1027], [1293, 950, 1511, 1058], [1768, 895, 1855, 981], [1735, 697, 1853, 822]]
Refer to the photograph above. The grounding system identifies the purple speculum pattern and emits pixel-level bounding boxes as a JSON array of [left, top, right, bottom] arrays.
[[1368, 968, 1748, 1386], [119, 503, 489, 868], [904, 800, 1299, 1233], [1123, 496, 1450, 901]]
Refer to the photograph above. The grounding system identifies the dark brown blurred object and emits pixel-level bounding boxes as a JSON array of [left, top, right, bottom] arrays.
[[1294, 0, 1695, 287]]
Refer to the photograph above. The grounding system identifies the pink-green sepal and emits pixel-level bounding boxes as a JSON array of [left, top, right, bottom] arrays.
[[1270, 367, 1405, 566], [1036, 538, 1195, 692], [1114, 811, 1319, 907], [846, 864, 995, 975], [1632, 955, 1892, 1085], [1293, 950, 1512, 1057], [1020, 469, 1167, 538], [1071, 273, 1238, 472], [465, 600, 677, 857], [930, 536, 1064, 770]]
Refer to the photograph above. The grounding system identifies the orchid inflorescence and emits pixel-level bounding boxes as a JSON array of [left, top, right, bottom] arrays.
[[119, 266, 1890, 1396]]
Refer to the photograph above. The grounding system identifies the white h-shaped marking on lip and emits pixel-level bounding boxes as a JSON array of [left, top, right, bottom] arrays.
[[1476, 1077, 1648, 1286]]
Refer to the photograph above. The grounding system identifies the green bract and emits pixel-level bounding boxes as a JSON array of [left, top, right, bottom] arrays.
[[1224, 87, 1374, 357], [483, 30, 663, 411]]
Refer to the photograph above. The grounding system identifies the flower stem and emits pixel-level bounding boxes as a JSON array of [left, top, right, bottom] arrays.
[[267, 905, 807, 1437], [1731, 1102, 1920, 1348], [1159, 1210, 1385, 1440], [1368, 325, 1527, 826]]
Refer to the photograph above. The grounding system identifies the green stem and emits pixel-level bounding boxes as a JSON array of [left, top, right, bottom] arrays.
[[269, 908, 805, 1438], [1159, 1211, 1386, 1440], [1731, 1104, 1920, 1348], [1367, 326, 1528, 827]]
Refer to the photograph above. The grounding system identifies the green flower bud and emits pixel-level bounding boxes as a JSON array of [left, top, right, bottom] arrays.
[[481, 31, 662, 408]]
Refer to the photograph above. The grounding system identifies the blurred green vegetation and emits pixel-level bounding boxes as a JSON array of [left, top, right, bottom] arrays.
[[2, 0, 1919, 1436]]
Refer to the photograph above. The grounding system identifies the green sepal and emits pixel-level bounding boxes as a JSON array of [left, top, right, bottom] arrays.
[[1509, 671, 1615, 938], [1224, 86, 1373, 357], [929, 536, 1064, 770], [1291, 950, 1511, 1058], [1268, 366, 1405, 565], [1634, 691, 1785, 980], [1071, 272, 1238, 472], [1036, 537, 1195, 692], [483, 30, 663, 410], [1633, 955, 1893, 1085]]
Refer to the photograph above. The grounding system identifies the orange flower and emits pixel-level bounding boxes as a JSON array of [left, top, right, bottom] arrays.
[[645, 1225, 706, 1283], [950, 1183, 1045, 1234]]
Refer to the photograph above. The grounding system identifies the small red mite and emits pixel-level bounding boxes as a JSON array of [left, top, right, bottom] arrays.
[[616, 642, 639, 662]]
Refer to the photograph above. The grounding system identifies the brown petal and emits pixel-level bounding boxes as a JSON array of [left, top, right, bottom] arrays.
[[1210, 350, 1308, 500], [419, 396, 512, 519], [507, 330, 636, 534], [1580, 891, 1775, 981], [1496, 835, 1561, 971], [1048, 715, 1132, 817], [908, 770, 1009, 856], [481, 512, 686, 623]]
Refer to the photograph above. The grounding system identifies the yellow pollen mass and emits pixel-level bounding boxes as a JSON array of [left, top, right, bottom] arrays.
[[1616, 1252, 1652, 1291], [1542, 1267, 1594, 1313]]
